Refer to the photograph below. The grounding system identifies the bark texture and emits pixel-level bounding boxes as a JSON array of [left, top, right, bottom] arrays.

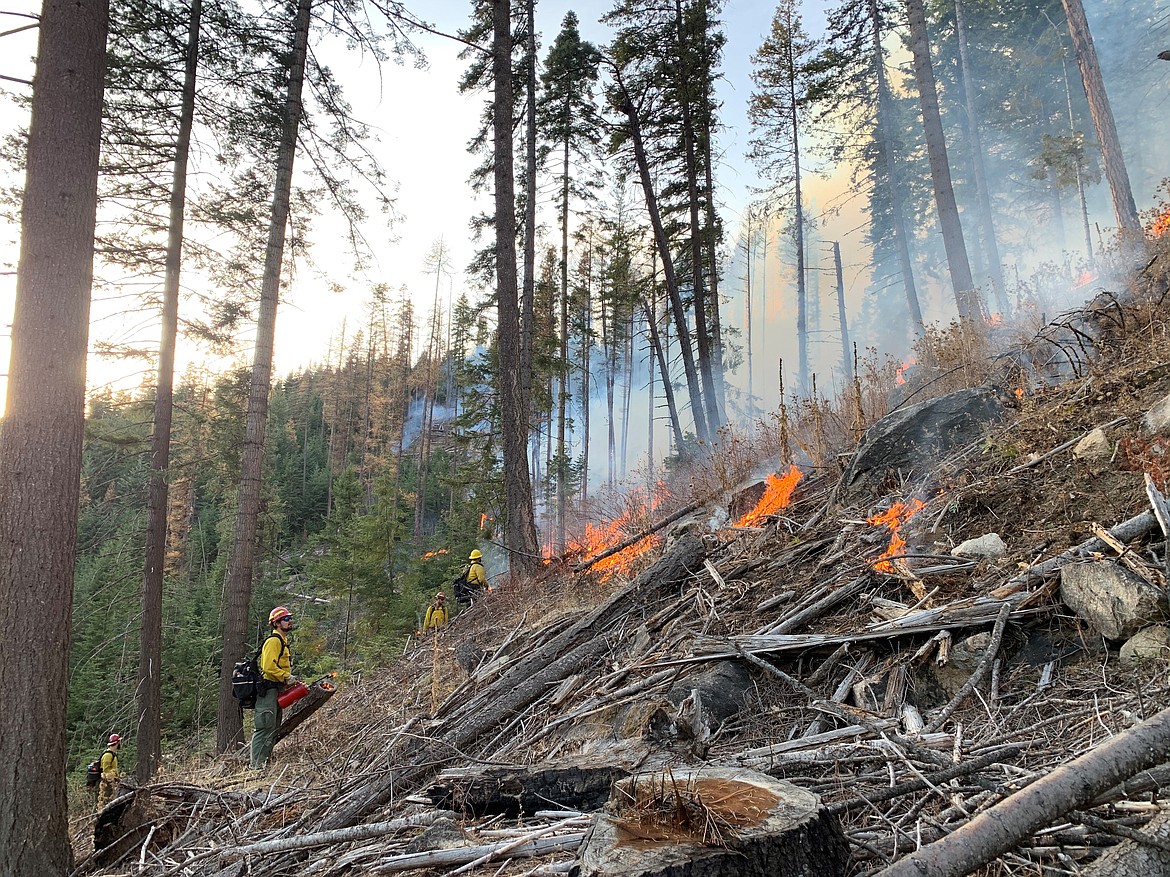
[[0, 0, 108, 872]]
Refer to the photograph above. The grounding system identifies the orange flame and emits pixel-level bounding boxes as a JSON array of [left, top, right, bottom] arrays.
[[1152, 208, 1170, 238], [1074, 271, 1097, 288], [421, 549, 449, 559], [566, 483, 671, 580], [985, 312, 1004, 327], [1014, 388, 1024, 400], [734, 465, 802, 527], [479, 513, 488, 530], [895, 356, 917, 386], [867, 498, 925, 573]]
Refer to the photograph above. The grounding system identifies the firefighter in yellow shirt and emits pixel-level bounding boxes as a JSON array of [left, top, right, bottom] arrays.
[[423, 591, 449, 632], [250, 606, 296, 770], [96, 733, 121, 810]]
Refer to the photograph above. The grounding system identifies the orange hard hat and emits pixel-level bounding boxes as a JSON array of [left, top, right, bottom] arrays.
[[108, 733, 122, 745], [269, 606, 293, 624]]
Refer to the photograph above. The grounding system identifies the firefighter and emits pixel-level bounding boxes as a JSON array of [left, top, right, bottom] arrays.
[[466, 549, 487, 591], [250, 606, 296, 770], [96, 734, 121, 811], [423, 591, 449, 632]]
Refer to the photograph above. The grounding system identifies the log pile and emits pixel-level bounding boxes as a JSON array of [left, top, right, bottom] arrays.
[[75, 280, 1170, 877]]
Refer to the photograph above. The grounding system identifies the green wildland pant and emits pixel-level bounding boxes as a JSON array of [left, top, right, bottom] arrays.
[[250, 686, 282, 769]]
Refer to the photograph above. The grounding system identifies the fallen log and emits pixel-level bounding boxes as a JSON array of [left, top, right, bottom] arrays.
[[877, 706, 1170, 877], [421, 764, 629, 817], [1079, 808, 1170, 875], [369, 831, 587, 874], [275, 677, 337, 743]]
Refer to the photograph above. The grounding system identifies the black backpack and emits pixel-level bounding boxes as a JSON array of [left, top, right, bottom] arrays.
[[231, 632, 285, 709], [453, 566, 472, 605], [85, 759, 102, 787]]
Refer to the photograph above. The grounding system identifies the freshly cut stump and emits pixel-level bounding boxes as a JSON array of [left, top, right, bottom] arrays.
[[577, 767, 848, 877]]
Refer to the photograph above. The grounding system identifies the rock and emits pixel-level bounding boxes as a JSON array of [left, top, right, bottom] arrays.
[[1141, 392, 1170, 437], [1073, 428, 1112, 460], [1120, 626, 1170, 666], [576, 767, 849, 877], [1060, 561, 1169, 640], [951, 533, 1007, 558], [839, 387, 1005, 499], [401, 816, 470, 853]]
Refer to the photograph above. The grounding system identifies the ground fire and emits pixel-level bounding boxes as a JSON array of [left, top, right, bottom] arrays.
[[734, 465, 803, 528], [867, 498, 926, 573]]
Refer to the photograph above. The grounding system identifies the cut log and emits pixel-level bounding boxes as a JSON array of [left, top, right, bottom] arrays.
[[276, 678, 337, 743], [1079, 808, 1170, 875], [878, 706, 1170, 877], [577, 767, 849, 877], [421, 764, 629, 818]]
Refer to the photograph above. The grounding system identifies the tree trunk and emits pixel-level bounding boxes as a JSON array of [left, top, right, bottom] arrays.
[[216, 0, 313, 753], [675, 0, 720, 435], [556, 136, 570, 554], [869, 0, 924, 334], [520, 0, 537, 417], [581, 232, 592, 504], [905, 0, 979, 319], [138, 0, 202, 784], [744, 214, 755, 423], [0, 0, 108, 872], [1059, 0, 1141, 238], [494, 0, 540, 578], [645, 263, 685, 451], [786, 20, 810, 396], [953, 0, 1007, 314], [833, 242, 852, 384], [615, 73, 705, 447]]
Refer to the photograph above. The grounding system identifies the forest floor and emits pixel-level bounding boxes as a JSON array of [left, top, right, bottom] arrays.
[[74, 239, 1170, 876]]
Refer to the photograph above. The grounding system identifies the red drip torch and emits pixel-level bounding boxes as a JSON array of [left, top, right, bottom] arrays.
[[277, 681, 309, 709], [277, 673, 338, 709]]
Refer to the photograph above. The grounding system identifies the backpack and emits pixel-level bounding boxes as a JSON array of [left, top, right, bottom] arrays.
[[231, 632, 285, 709], [85, 759, 102, 787], [453, 566, 472, 605]]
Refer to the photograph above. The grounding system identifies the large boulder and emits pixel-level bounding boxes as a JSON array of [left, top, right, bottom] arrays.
[[1061, 561, 1169, 640], [839, 387, 1005, 499], [576, 767, 849, 877]]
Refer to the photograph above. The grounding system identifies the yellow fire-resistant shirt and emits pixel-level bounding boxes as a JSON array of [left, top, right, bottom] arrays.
[[467, 561, 486, 589], [423, 603, 449, 630], [100, 748, 118, 780], [259, 629, 292, 684]]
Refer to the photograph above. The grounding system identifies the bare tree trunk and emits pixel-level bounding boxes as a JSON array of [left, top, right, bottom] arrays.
[[520, 0, 537, 413], [138, 0, 202, 783], [0, 0, 108, 871], [869, 0, 924, 334], [216, 0, 312, 753], [785, 20, 810, 395], [833, 242, 852, 384], [1059, 0, 1141, 238], [604, 301, 616, 487], [743, 213, 755, 423], [953, 0, 1008, 314], [643, 292, 685, 452], [905, 0, 979, 319], [674, 0, 720, 434], [615, 72, 706, 447], [494, 0, 540, 578], [580, 232, 592, 505]]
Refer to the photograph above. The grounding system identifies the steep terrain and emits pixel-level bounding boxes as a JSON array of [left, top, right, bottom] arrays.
[[80, 242, 1170, 877]]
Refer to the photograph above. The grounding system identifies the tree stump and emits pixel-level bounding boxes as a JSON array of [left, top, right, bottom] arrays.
[[577, 767, 849, 877]]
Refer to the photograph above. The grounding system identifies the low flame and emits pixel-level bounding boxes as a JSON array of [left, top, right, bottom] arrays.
[[1074, 271, 1097, 288], [421, 549, 449, 560], [867, 498, 926, 573], [895, 356, 917, 386], [566, 483, 671, 580], [734, 465, 802, 527], [1152, 208, 1170, 238], [985, 312, 1004, 327], [479, 513, 489, 530], [1014, 388, 1024, 400]]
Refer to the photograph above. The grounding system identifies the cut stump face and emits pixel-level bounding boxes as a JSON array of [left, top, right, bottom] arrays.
[[577, 767, 850, 877]]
